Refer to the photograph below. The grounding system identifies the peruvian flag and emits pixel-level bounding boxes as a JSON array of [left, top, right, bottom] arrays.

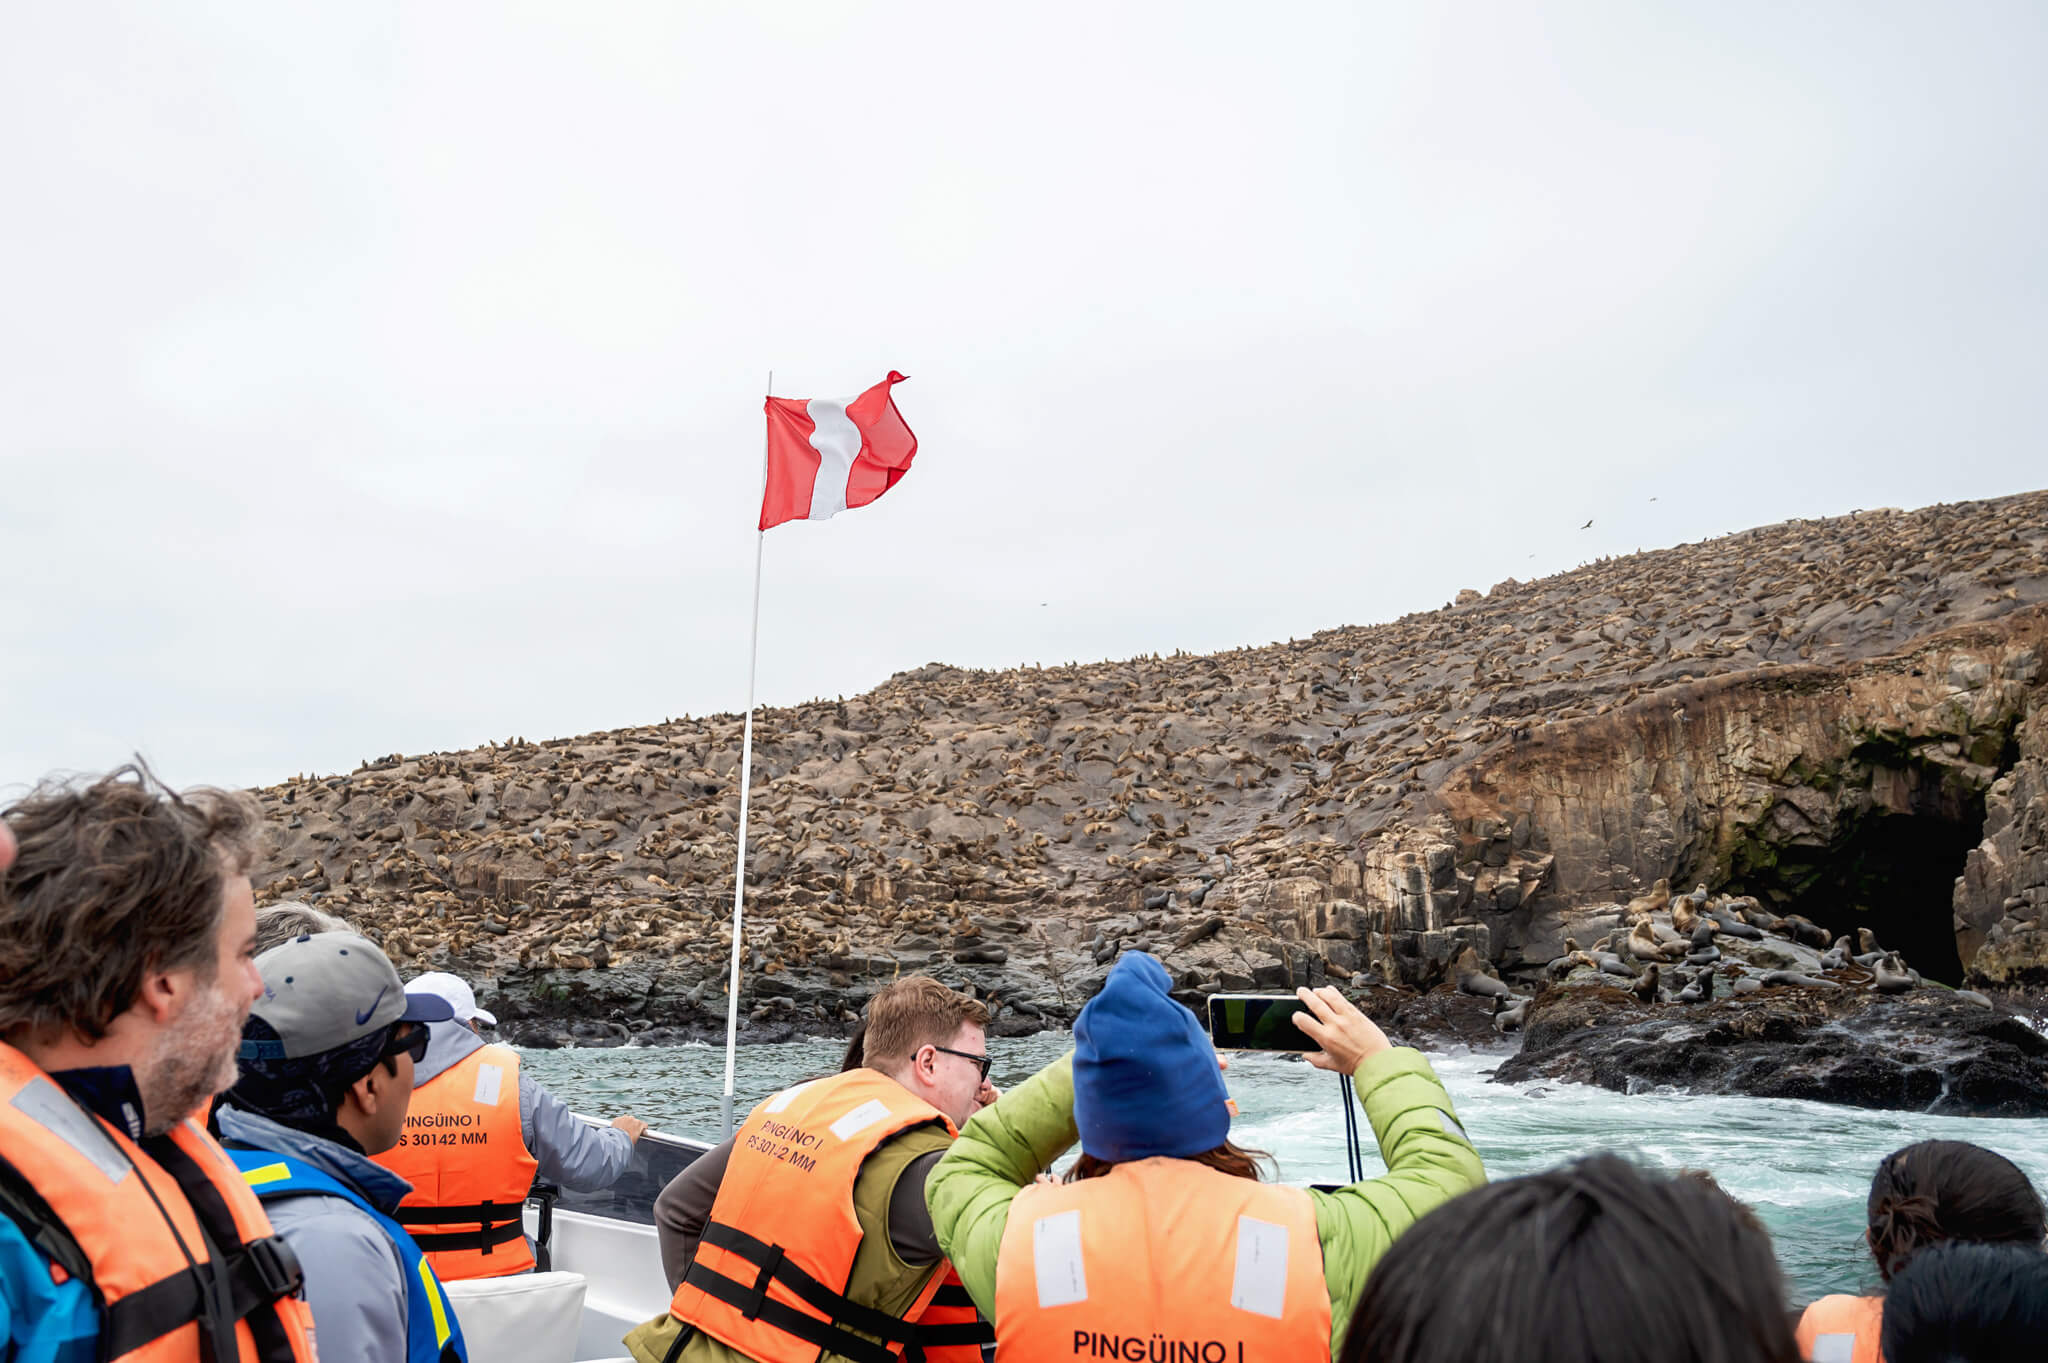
[[759, 372, 919, 531]]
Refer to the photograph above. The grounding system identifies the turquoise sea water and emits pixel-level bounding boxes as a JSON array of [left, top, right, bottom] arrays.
[[520, 1035, 2048, 1304]]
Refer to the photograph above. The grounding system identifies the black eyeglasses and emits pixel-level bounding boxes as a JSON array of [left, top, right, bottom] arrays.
[[383, 1024, 429, 1066], [930, 1045, 992, 1082]]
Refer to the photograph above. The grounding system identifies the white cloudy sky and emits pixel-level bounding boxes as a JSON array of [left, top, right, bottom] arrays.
[[4, 1, 2044, 793]]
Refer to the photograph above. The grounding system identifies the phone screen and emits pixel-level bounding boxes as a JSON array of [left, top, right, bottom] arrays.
[[1207, 994, 1315, 1051]]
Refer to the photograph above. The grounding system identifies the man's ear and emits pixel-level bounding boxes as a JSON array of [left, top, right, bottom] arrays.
[[345, 1066, 385, 1119], [134, 963, 189, 1025]]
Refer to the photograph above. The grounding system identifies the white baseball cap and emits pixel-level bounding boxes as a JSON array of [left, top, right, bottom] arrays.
[[406, 970, 498, 1027]]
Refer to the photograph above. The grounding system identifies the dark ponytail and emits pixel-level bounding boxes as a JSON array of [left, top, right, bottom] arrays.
[[1866, 1141, 2047, 1280]]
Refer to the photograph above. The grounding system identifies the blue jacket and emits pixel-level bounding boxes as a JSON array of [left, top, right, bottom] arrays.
[[228, 1147, 468, 1363], [0, 1216, 96, 1363], [219, 1107, 467, 1363]]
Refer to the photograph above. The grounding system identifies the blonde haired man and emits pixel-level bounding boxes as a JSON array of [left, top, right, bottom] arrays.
[[624, 976, 998, 1363]]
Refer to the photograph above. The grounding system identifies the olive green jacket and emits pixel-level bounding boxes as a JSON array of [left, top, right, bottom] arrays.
[[923, 1048, 1485, 1358]]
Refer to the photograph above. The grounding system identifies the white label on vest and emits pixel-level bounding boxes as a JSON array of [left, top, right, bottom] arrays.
[[1230, 1216, 1289, 1319], [766, 1081, 815, 1115], [10, 1078, 131, 1184], [473, 1063, 503, 1107], [1032, 1209, 1089, 1308], [829, 1098, 891, 1142], [1809, 1335, 1856, 1363]]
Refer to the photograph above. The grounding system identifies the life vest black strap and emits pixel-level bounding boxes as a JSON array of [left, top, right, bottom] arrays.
[[101, 1236, 306, 1358], [929, 1283, 979, 1310], [698, 1220, 919, 1344], [681, 1257, 897, 1363], [684, 1221, 993, 1361], [403, 1218, 529, 1253], [0, 1152, 94, 1291], [394, 1199, 522, 1228]]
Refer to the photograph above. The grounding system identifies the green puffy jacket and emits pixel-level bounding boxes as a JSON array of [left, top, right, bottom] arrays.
[[924, 1047, 1485, 1359]]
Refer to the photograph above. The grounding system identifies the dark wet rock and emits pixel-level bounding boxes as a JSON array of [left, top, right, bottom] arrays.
[[1494, 985, 2048, 1117]]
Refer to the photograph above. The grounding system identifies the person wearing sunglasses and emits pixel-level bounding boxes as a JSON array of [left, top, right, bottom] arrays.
[[625, 975, 999, 1363], [218, 932, 471, 1363]]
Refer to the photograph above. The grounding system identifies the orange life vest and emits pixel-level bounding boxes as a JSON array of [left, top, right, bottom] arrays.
[[1796, 1294, 1884, 1363], [994, 1158, 1333, 1363], [666, 1068, 994, 1363], [373, 1042, 541, 1279], [0, 1042, 319, 1363]]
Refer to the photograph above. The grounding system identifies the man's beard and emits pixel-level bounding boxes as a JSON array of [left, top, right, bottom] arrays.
[[140, 979, 246, 1137]]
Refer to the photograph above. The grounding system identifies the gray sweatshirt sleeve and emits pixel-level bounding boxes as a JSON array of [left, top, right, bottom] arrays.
[[281, 1201, 411, 1363], [519, 1072, 634, 1190]]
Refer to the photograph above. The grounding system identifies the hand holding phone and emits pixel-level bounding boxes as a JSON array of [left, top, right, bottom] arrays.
[[1290, 986, 1391, 1076]]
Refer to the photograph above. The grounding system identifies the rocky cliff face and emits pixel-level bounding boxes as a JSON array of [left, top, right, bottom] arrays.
[[245, 491, 2048, 1038]]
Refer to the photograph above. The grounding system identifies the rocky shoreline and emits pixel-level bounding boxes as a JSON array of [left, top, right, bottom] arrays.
[[243, 491, 2048, 1114]]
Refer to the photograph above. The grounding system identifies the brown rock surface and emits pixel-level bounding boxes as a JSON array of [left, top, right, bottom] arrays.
[[246, 491, 2048, 1039]]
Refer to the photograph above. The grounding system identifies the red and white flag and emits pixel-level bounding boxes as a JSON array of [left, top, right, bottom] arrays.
[[759, 371, 918, 531]]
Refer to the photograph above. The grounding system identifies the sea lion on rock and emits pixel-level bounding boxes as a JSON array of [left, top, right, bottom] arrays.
[[1819, 935, 1852, 971], [1628, 919, 1683, 963], [1672, 894, 1702, 938], [1595, 952, 1636, 979], [1759, 969, 1838, 990], [1544, 938, 1583, 980], [1871, 952, 1918, 994], [1689, 921, 1719, 949], [1685, 945, 1721, 967], [1857, 927, 1882, 955], [1455, 947, 1512, 1000], [1624, 877, 1672, 917], [1781, 915, 1831, 949], [1493, 995, 1530, 1033], [1709, 907, 1763, 941], [1731, 976, 1764, 994], [1738, 902, 1786, 934], [1676, 966, 1714, 1004], [1629, 965, 1660, 1004], [1954, 989, 1995, 1009]]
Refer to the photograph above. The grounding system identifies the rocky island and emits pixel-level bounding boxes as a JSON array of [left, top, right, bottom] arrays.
[[248, 490, 2048, 1114]]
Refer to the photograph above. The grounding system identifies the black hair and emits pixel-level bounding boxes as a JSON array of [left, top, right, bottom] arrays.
[[1866, 1141, 2047, 1280], [1337, 1153, 1800, 1363], [1880, 1241, 2048, 1363]]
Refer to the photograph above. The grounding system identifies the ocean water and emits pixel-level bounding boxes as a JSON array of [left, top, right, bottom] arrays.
[[520, 1035, 2048, 1304]]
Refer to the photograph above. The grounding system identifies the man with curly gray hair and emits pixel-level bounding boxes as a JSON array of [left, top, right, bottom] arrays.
[[0, 762, 319, 1362]]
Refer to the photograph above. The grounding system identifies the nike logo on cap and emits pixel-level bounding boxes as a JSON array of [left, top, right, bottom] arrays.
[[355, 986, 389, 1026]]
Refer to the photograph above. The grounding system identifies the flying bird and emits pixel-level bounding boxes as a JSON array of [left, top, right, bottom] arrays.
[[1580, 519, 1593, 530]]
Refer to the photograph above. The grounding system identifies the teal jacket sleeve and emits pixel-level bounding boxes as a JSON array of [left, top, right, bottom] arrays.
[[0, 1214, 99, 1363], [1310, 1046, 1486, 1355], [925, 1052, 1079, 1321]]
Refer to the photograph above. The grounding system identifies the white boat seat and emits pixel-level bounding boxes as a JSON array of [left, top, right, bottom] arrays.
[[442, 1269, 589, 1363]]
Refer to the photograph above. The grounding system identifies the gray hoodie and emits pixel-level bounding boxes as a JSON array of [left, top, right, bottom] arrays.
[[415, 1020, 632, 1191], [217, 1106, 420, 1363]]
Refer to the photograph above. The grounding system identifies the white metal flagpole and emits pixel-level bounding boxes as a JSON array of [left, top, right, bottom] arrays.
[[720, 371, 771, 1140]]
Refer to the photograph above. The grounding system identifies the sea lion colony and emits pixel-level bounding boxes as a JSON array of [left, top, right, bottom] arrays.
[[247, 491, 2048, 1037]]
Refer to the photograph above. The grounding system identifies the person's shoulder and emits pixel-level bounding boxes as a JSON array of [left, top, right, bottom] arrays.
[[272, 1190, 406, 1272]]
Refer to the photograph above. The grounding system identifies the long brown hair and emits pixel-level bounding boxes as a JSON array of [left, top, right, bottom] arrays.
[[1067, 1140, 1274, 1183]]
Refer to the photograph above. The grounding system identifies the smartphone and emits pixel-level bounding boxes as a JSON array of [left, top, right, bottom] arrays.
[[1207, 994, 1315, 1051]]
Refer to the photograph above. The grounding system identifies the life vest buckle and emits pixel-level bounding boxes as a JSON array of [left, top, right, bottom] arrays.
[[246, 1235, 305, 1301]]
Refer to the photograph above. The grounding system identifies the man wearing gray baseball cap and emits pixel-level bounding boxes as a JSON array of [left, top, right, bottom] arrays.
[[217, 932, 470, 1363]]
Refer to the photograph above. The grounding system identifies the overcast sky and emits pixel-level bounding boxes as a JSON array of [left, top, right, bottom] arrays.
[[4, 1, 2044, 794]]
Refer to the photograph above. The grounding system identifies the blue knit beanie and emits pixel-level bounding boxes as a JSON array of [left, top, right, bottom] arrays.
[[1073, 952, 1231, 1161]]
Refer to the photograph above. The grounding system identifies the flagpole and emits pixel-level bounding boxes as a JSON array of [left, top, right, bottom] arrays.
[[720, 370, 770, 1141]]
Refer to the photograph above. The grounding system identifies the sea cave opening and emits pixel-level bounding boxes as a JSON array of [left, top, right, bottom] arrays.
[[1719, 745, 2012, 987]]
